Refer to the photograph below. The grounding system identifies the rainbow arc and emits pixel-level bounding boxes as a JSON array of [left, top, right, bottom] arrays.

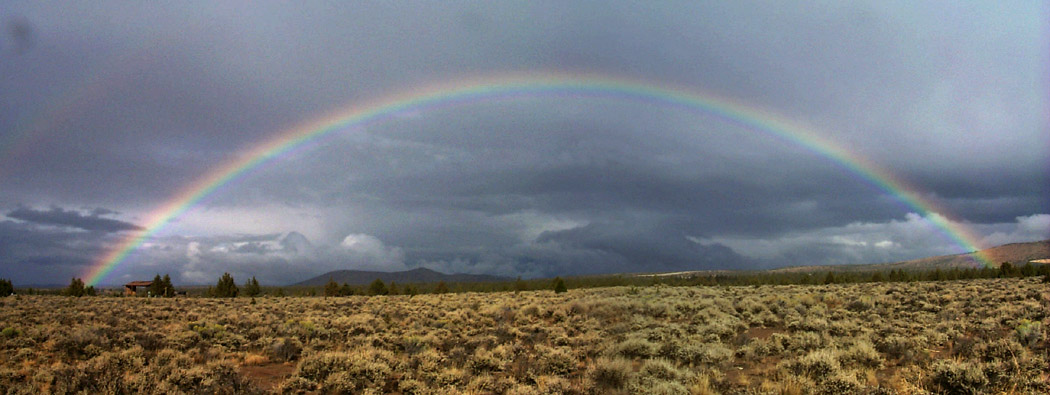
[[85, 73, 990, 286]]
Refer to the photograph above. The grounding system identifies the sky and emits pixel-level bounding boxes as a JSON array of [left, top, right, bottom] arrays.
[[0, 1, 1047, 286]]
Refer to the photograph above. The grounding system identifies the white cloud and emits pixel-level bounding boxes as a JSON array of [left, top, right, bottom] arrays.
[[706, 212, 1049, 267], [338, 233, 407, 271], [979, 214, 1050, 247]]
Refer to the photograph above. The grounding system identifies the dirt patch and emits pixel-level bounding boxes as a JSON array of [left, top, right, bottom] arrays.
[[239, 362, 296, 391], [744, 326, 786, 340], [724, 356, 781, 388]]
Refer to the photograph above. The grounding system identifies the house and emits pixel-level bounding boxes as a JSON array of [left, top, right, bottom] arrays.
[[124, 281, 153, 296]]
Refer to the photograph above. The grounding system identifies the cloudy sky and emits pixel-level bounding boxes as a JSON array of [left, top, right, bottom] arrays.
[[1, 2, 1046, 286]]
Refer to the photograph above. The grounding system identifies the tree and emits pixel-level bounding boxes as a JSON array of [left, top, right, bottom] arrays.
[[324, 278, 340, 297], [149, 274, 164, 297], [368, 278, 388, 296], [434, 281, 449, 294], [823, 272, 836, 285], [340, 283, 353, 296], [161, 274, 175, 297], [388, 281, 400, 295], [999, 262, 1017, 278], [244, 276, 261, 297], [553, 277, 567, 293], [514, 276, 528, 293], [213, 272, 238, 297], [66, 277, 86, 297], [0, 278, 12, 296], [870, 272, 885, 283], [85, 286, 96, 296]]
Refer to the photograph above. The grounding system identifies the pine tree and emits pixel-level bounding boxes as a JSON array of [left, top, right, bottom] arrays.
[[368, 278, 388, 296], [823, 272, 836, 285], [0, 278, 12, 296], [149, 274, 164, 297], [514, 276, 528, 293], [244, 276, 261, 297], [340, 283, 353, 296], [161, 274, 175, 297], [870, 272, 884, 283], [999, 262, 1016, 278], [214, 272, 238, 297], [66, 277, 85, 297], [324, 278, 340, 297], [434, 281, 449, 294], [553, 276, 567, 293]]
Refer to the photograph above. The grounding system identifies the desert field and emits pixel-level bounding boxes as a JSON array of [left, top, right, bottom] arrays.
[[1, 277, 1047, 394]]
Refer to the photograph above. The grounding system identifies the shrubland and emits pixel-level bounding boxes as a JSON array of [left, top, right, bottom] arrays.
[[0, 277, 1046, 394]]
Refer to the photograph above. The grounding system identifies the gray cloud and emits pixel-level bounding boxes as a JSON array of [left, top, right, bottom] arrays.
[[7, 206, 143, 233]]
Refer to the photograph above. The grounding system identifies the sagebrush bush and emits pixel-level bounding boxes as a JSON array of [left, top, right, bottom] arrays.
[[779, 349, 841, 383], [839, 341, 883, 370], [928, 359, 988, 394], [590, 356, 632, 389]]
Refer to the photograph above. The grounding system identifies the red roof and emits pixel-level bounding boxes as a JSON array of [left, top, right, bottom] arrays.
[[125, 281, 153, 287]]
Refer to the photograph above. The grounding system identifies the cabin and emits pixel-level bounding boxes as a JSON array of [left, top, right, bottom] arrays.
[[124, 280, 153, 296]]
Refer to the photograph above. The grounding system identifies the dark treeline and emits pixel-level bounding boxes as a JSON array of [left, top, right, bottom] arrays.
[[2, 262, 1048, 298]]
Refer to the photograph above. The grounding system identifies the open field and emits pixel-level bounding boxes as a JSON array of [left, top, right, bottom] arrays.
[[1, 277, 1047, 394]]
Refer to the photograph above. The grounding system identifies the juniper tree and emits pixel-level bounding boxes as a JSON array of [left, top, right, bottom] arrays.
[[244, 276, 261, 297], [324, 278, 340, 297], [149, 274, 164, 297], [553, 277, 567, 293], [66, 277, 85, 297], [0, 278, 12, 296], [161, 274, 175, 297], [368, 278, 388, 296], [213, 272, 238, 297]]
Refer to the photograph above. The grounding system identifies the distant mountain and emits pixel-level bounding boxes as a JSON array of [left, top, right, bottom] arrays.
[[293, 267, 509, 287], [770, 239, 1050, 274]]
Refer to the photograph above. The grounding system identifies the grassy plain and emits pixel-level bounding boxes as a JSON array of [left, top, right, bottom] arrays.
[[0, 277, 1047, 394]]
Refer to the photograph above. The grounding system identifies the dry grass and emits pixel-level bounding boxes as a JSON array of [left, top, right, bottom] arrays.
[[0, 277, 1047, 393]]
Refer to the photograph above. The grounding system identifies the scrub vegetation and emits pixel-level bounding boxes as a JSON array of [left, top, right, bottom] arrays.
[[0, 276, 1047, 394]]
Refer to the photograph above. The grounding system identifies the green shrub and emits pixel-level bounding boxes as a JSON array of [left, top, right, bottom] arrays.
[[1014, 319, 1043, 348], [928, 359, 988, 394], [0, 327, 19, 339]]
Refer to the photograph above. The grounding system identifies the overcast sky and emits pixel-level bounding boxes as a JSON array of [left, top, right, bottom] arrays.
[[1, 1, 1046, 286]]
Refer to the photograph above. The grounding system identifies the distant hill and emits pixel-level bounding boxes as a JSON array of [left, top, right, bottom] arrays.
[[293, 267, 509, 287], [770, 239, 1050, 274]]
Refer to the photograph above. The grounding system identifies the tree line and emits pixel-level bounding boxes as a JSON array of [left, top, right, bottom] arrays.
[[1, 262, 1047, 298]]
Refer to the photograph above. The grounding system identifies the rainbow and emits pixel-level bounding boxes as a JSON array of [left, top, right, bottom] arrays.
[[84, 73, 991, 285]]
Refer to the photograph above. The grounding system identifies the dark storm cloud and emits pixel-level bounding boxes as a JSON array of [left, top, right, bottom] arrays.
[[0, 219, 110, 284], [4, 16, 33, 54], [7, 206, 143, 233], [0, 2, 1044, 283]]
